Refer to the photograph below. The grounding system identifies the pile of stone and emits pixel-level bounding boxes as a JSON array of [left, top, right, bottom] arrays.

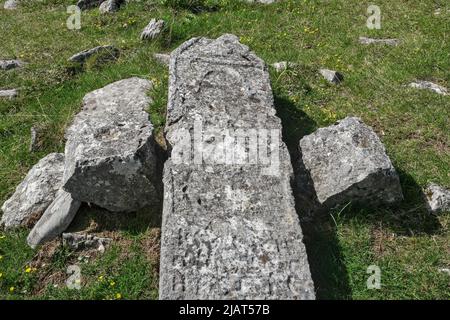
[[2, 77, 161, 249]]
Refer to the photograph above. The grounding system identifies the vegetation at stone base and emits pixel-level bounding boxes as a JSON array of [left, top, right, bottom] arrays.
[[0, 0, 449, 299]]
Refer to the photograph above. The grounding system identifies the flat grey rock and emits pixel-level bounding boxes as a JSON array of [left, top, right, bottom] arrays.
[[319, 68, 344, 84], [424, 184, 450, 214], [99, 0, 124, 13], [1, 153, 65, 229], [359, 36, 400, 46], [63, 77, 161, 212], [298, 117, 403, 209], [271, 61, 297, 72], [62, 232, 112, 252], [0, 59, 24, 70], [160, 34, 315, 300], [153, 53, 170, 66], [27, 189, 81, 248], [409, 81, 448, 96], [76, 0, 103, 10], [141, 19, 165, 41], [3, 0, 18, 9], [68, 45, 119, 64], [0, 89, 18, 99]]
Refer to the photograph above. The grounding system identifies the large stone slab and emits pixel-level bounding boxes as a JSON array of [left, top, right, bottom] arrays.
[[1, 153, 64, 229], [27, 189, 81, 248], [63, 77, 161, 212], [159, 34, 315, 300], [298, 117, 403, 210]]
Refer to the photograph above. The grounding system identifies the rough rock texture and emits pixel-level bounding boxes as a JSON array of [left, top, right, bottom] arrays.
[[68, 45, 119, 64], [359, 36, 400, 46], [140, 19, 165, 41], [153, 53, 170, 66], [319, 68, 343, 84], [3, 0, 18, 9], [298, 117, 403, 210], [99, 0, 124, 13], [76, 0, 103, 10], [424, 184, 450, 214], [409, 81, 448, 96], [160, 34, 315, 300], [1, 153, 65, 229], [63, 77, 161, 212], [0, 59, 24, 70], [27, 189, 81, 248], [0, 89, 18, 99], [62, 233, 112, 252], [271, 61, 297, 72]]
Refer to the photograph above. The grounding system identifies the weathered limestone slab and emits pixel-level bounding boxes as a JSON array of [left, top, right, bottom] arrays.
[[68, 45, 119, 64], [63, 77, 161, 212], [319, 68, 343, 84], [409, 81, 448, 96], [1, 153, 64, 229], [298, 117, 403, 209], [160, 34, 315, 300], [0, 59, 24, 70], [359, 36, 400, 46], [27, 189, 81, 248], [140, 19, 165, 41], [424, 184, 450, 214]]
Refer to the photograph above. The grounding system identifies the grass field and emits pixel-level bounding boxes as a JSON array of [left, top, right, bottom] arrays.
[[0, 0, 449, 299]]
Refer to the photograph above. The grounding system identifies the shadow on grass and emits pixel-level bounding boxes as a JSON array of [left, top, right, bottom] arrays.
[[275, 93, 443, 299], [274, 93, 353, 299]]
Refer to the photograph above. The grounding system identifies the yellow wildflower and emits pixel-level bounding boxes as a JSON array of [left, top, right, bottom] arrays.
[[9, 286, 14, 293], [25, 267, 32, 273], [115, 293, 122, 299]]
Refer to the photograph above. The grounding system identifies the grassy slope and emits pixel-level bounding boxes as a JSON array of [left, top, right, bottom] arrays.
[[0, 0, 449, 299]]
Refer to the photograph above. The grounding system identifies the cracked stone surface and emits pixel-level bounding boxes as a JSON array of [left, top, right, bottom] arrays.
[[298, 117, 403, 210], [424, 184, 450, 214], [27, 189, 81, 248], [160, 34, 315, 300], [140, 19, 165, 41], [1, 153, 65, 229], [359, 36, 400, 46], [63, 77, 161, 212], [409, 81, 448, 96]]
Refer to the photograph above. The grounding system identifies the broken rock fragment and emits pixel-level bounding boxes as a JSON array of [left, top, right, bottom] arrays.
[[409, 81, 448, 96], [27, 189, 81, 248], [141, 19, 165, 41], [99, 0, 124, 13], [1, 153, 65, 229], [0, 89, 18, 99], [68, 45, 119, 64], [319, 68, 344, 84], [153, 53, 170, 66], [298, 117, 403, 210], [424, 184, 450, 214], [160, 34, 315, 300], [63, 77, 161, 212], [0, 59, 24, 70], [62, 233, 112, 252]]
